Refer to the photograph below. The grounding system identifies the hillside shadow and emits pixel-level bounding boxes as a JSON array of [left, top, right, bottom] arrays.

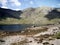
[[0, 8, 23, 20], [45, 8, 60, 20]]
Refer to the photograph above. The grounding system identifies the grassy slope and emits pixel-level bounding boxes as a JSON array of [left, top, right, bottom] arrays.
[[0, 7, 60, 24]]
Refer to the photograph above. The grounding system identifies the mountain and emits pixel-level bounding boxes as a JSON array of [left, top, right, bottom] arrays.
[[0, 8, 22, 20], [0, 7, 60, 24], [20, 7, 60, 25], [45, 8, 60, 20]]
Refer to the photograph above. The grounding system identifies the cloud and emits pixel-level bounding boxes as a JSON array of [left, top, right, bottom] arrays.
[[30, 1, 34, 4], [0, 0, 8, 8], [10, 0, 21, 6], [14, 8, 21, 11], [0, 0, 21, 10], [1, 6, 8, 8]]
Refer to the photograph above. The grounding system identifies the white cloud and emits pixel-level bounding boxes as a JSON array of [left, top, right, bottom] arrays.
[[2, 6, 8, 8], [30, 1, 34, 4], [0, 0, 8, 8], [0, 0, 21, 10], [10, 0, 21, 6], [13, 8, 21, 11]]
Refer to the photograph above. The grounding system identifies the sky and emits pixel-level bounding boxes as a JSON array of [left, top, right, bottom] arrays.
[[0, 0, 60, 10]]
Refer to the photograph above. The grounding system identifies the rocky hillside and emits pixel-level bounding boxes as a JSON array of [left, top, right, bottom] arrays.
[[20, 7, 60, 25], [0, 7, 60, 24]]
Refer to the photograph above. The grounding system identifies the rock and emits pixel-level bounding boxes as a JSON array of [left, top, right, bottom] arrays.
[[51, 44, 54, 45], [43, 42, 50, 45], [0, 39, 5, 42], [48, 37, 54, 40]]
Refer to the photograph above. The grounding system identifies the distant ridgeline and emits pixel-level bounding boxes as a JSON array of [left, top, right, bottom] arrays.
[[0, 8, 22, 20], [0, 7, 60, 24]]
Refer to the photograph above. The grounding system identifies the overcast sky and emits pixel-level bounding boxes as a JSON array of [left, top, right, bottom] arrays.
[[0, 0, 60, 10]]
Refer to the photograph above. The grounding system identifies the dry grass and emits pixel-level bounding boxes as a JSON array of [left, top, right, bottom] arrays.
[[11, 39, 28, 45], [20, 27, 48, 35], [0, 27, 48, 38]]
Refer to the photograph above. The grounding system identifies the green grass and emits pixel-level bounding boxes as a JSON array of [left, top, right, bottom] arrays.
[[0, 16, 60, 24], [54, 32, 60, 39]]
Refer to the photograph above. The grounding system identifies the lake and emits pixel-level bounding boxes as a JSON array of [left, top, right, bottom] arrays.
[[0, 24, 45, 32], [0, 24, 33, 32]]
